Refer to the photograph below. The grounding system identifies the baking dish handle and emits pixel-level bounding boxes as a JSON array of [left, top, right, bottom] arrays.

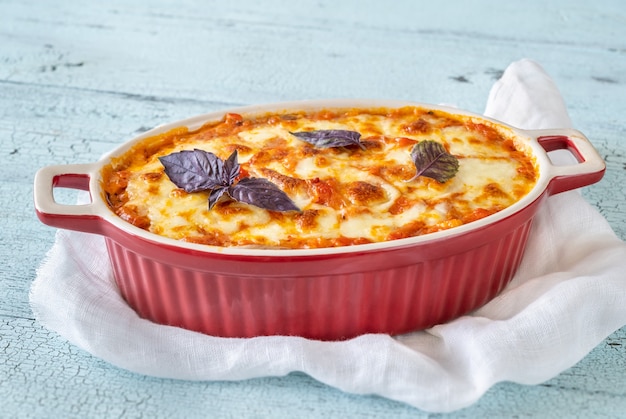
[[531, 129, 606, 195], [34, 163, 106, 235]]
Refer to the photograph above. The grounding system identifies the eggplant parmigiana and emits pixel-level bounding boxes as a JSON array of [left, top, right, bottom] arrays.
[[101, 107, 537, 248]]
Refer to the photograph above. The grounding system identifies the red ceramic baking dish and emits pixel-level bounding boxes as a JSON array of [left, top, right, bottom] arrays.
[[33, 99, 605, 340]]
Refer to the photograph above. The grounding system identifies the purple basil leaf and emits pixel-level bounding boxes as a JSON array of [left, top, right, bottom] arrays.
[[159, 149, 239, 193], [160, 149, 298, 212], [228, 177, 300, 212], [408, 140, 459, 183], [208, 187, 228, 210], [290, 129, 365, 149], [223, 150, 240, 185]]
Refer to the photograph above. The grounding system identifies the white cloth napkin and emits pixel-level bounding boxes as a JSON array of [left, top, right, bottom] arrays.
[[31, 59, 626, 413]]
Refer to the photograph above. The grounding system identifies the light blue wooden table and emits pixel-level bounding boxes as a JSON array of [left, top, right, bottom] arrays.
[[2, 1, 625, 417]]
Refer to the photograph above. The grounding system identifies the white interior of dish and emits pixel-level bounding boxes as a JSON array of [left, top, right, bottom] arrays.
[[90, 99, 556, 257]]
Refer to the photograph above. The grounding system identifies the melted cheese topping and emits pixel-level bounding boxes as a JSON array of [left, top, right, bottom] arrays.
[[101, 107, 537, 248]]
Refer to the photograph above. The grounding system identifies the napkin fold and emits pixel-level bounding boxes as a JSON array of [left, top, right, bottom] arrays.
[[31, 59, 626, 413]]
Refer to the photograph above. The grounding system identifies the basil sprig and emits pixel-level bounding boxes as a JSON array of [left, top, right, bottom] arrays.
[[159, 149, 300, 212]]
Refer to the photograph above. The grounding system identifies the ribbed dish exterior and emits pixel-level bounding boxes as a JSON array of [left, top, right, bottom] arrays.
[[105, 218, 533, 340]]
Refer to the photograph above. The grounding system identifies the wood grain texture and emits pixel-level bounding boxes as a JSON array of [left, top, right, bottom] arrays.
[[1, 0, 625, 417]]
